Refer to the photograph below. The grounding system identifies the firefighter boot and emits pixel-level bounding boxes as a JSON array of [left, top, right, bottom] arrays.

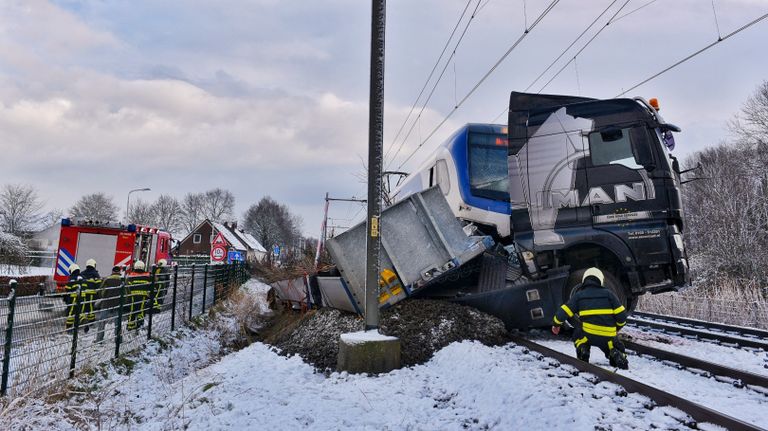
[[576, 344, 590, 363], [609, 348, 629, 369]]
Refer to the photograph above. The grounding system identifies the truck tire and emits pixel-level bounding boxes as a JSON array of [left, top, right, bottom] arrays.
[[564, 268, 628, 309]]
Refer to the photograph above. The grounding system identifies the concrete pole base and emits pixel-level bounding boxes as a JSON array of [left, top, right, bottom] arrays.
[[337, 330, 401, 374]]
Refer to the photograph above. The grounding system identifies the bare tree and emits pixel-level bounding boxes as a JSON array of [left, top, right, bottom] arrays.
[[152, 194, 183, 235], [180, 192, 205, 235], [128, 198, 156, 226], [70, 193, 120, 222], [683, 81, 768, 287], [243, 196, 302, 262], [202, 188, 235, 222], [0, 184, 45, 236]]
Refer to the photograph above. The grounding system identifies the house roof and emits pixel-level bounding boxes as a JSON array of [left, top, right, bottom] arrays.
[[232, 229, 267, 253], [211, 221, 247, 251]]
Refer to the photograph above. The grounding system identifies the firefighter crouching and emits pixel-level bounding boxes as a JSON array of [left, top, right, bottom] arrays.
[[152, 259, 170, 312], [127, 260, 151, 330], [551, 268, 629, 369], [95, 265, 124, 342]]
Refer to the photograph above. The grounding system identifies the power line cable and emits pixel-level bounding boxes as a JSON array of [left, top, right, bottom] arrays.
[[397, 0, 562, 170], [611, 0, 660, 23], [616, 10, 768, 97], [383, 0, 475, 164], [387, 0, 484, 169], [524, 0, 621, 92], [538, 0, 632, 93], [489, 0, 635, 124]]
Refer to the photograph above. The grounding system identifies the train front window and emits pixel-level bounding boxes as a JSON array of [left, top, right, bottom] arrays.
[[468, 132, 509, 201]]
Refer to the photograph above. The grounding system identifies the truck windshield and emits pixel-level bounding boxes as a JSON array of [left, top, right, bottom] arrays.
[[468, 132, 509, 201]]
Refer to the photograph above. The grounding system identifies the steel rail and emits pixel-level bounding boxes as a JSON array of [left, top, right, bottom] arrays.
[[511, 335, 764, 431], [628, 318, 768, 350], [633, 312, 768, 340], [623, 340, 768, 389]]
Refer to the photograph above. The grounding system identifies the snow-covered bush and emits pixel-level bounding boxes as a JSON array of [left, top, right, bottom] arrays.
[[0, 230, 30, 275]]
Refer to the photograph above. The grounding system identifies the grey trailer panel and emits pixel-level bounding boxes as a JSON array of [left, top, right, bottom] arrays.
[[317, 276, 360, 314], [327, 187, 492, 310], [271, 277, 307, 305]]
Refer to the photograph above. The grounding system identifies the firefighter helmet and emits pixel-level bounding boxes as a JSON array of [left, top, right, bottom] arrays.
[[582, 267, 605, 286], [68, 263, 80, 273], [158, 259, 167, 267], [86, 258, 97, 268], [133, 260, 146, 271]]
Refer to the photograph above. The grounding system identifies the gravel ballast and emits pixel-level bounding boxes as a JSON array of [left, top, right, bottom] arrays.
[[271, 299, 508, 371]]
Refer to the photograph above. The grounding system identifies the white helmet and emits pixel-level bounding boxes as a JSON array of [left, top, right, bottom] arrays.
[[86, 258, 97, 268], [133, 260, 146, 271], [157, 259, 167, 267], [68, 263, 80, 273], [582, 267, 605, 286]]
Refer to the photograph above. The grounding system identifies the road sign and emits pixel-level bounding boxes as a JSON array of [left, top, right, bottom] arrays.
[[212, 232, 227, 246], [211, 244, 227, 262], [272, 245, 280, 257], [228, 251, 244, 263]]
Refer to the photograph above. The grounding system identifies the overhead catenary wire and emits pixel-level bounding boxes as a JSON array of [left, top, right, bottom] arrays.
[[538, 0, 633, 93], [396, 0, 562, 171], [616, 10, 768, 97], [386, 0, 484, 170], [610, 0, 660, 24], [489, 0, 635, 124], [383, 0, 476, 165]]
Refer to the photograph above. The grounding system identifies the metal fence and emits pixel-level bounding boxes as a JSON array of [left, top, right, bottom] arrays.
[[637, 291, 768, 330], [0, 262, 249, 397]]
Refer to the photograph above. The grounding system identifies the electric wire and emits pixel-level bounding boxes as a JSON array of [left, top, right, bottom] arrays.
[[611, 0, 660, 24], [396, 0, 562, 170], [386, 0, 483, 170], [616, 10, 768, 97], [489, 0, 635, 124], [383, 0, 475, 164], [538, 0, 632, 93]]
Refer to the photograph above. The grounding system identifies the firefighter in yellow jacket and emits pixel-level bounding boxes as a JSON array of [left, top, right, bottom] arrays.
[[126, 260, 151, 330], [551, 267, 629, 369]]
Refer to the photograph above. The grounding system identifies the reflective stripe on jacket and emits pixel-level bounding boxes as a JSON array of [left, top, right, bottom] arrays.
[[552, 279, 627, 337]]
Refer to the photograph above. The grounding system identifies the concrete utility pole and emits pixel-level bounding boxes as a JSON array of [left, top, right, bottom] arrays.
[[365, 0, 385, 331]]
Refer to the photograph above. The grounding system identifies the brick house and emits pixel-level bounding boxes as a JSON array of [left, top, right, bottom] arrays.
[[175, 220, 266, 263]]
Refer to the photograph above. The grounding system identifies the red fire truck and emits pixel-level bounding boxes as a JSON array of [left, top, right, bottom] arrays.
[[54, 218, 173, 291]]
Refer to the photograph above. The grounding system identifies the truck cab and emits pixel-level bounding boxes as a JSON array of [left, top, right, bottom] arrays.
[[507, 92, 690, 306]]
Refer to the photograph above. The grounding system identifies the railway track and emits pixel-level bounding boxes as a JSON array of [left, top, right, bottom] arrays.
[[513, 335, 765, 430], [628, 312, 768, 350], [622, 339, 768, 390]]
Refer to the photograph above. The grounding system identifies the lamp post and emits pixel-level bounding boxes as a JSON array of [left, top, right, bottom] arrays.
[[126, 188, 151, 223]]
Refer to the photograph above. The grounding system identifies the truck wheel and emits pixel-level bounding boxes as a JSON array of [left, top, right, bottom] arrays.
[[564, 268, 629, 308]]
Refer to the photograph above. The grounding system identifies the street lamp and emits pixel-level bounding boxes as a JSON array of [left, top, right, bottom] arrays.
[[126, 188, 151, 223]]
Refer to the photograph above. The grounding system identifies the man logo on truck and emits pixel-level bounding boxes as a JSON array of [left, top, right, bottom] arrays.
[[545, 182, 649, 208]]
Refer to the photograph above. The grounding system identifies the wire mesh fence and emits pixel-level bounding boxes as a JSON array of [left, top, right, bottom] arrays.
[[636, 283, 768, 330], [0, 262, 248, 398]]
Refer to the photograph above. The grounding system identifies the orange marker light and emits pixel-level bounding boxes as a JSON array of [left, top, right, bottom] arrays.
[[649, 98, 660, 111]]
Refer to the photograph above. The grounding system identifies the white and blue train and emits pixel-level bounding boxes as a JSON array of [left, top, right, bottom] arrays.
[[391, 123, 513, 240]]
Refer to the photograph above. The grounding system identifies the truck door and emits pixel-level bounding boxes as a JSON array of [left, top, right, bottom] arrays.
[[583, 126, 654, 224]]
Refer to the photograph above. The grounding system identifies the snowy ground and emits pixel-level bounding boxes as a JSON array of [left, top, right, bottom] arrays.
[[535, 332, 768, 429], [2, 280, 757, 430], [0, 265, 53, 277], [623, 326, 768, 378]]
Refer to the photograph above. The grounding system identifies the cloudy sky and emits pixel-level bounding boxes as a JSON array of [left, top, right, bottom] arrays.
[[1, 0, 765, 236]]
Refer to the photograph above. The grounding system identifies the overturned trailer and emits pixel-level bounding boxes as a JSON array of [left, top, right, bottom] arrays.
[[320, 186, 568, 329]]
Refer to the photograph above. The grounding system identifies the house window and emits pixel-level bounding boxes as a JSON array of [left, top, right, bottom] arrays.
[[193, 234, 202, 244]]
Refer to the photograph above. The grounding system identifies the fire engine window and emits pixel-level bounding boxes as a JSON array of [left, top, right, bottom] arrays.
[[588, 127, 642, 170], [193, 234, 202, 244]]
